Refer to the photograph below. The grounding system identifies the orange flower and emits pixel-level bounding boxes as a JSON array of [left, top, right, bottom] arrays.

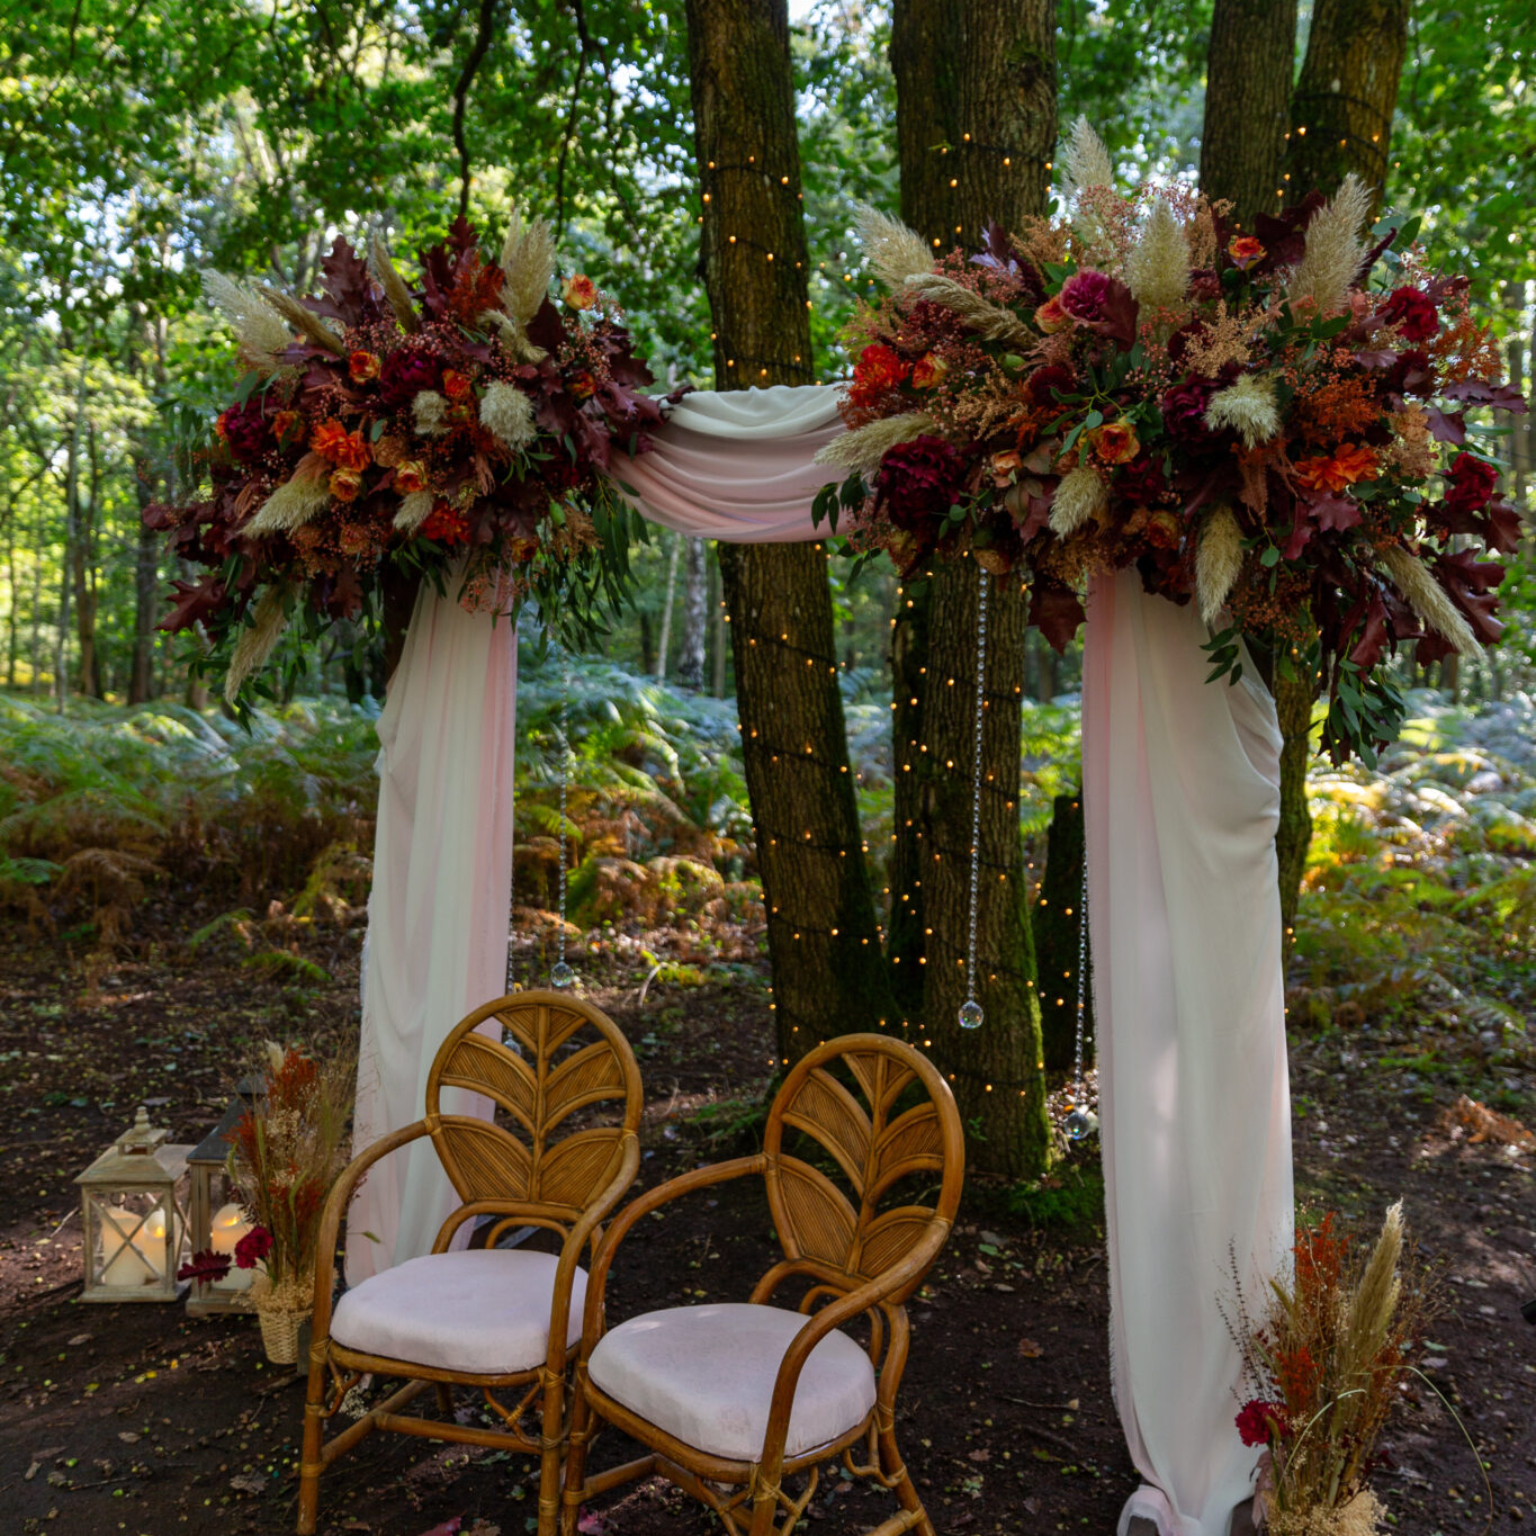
[[394, 461, 428, 495], [1034, 296, 1070, 335], [911, 352, 949, 389], [1228, 235, 1266, 270], [441, 369, 473, 402], [329, 468, 364, 502], [1293, 442, 1378, 494], [568, 369, 597, 400], [989, 449, 1022, 486], [311, 419, 350, 463], [562, 273, 598, 311], [272, 410, 303, 446], [1145, 509, 1182, 550], [1091, 420, 1140, 465], [421, 502, 470, 545], [349, 350, 381, 383]]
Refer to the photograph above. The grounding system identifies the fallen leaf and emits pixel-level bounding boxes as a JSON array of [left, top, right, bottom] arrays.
[[1017, 1338, 1044, 1359], [24, 1461, 39, 1482], [67, 1334, 92, 1347], [118, 1432, 141, 1444], [229, 1472, 267, 1495], [967, 1448, 991, 1463]]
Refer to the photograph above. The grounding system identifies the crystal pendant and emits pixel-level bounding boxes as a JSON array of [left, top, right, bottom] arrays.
[[550, 960, 576, 990], [1064, 1107, 1096, 1141], [958, 999, 984, 1031]]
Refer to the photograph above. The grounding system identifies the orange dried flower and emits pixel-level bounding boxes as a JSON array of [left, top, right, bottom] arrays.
[[562, 273, 598, 311], [1293, 443, 1378, 494], [272, 410, 303, 446], [394, 461, 428, 495], [1034, 296, 1069, 335], [911, 352, 949, 389], [441, 369, 473, 402], [1091, 420, 1141, 465], [1228, 235, 1266, 269], [349, 350, 381, 383], [329, 467, 364, 502]]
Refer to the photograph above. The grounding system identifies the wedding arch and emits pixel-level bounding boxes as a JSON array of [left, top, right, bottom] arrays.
[[151, 140, 1520, 1536]]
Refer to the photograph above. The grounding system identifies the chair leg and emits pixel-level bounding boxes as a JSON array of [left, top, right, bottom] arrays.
[[878, 1417, 933, 1536], [536, 1368, 565, 1536], [296, 1350, 329, 1535], [435, 1382, 454, 1418], [559, 1366, 595, 1536]]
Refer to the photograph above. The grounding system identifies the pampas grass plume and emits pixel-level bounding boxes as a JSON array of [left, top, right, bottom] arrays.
[[1382, 546, 1482, 658], [394, 491, 435, 532], [1205, 373, 1282, 448], [1061, 115, 1113, 195], [479, 380, 535, 450], [500, 204, 557, 325], [246, 472, 331, 535], [413, 390, 449, 437], [1287, 173, 1373, 314], [255, 284, 346, 356], [1126, 200, 1190, 311], [1196, 506, 1245, 625], [854, 204, 933, 289], [201, 272, 294, 370], [223, 588, 287, 704], [816, 412, 934, 475], [903, 272, 1033, 346], [480, 308, 547, 363], [368, 231, 420, 334], [1049, 465, 1108, 536]]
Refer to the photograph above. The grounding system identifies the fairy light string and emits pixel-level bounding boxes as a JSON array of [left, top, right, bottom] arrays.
[[1064, 863, 1096, 1140]]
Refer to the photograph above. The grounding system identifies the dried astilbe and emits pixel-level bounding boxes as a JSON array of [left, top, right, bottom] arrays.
[[854, 204, 933, 290]]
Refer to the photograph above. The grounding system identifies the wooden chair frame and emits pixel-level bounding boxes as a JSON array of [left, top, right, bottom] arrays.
[[560, 1032, 964, 1536], [298, 991, 643, 1536]]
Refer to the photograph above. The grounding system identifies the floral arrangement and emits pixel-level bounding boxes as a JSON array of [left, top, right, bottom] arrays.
[[178, 1043, 353, 1317], [1226, 1204, 1433, 1536], [816, 119, 1526, 762], [146, 211, 670, 705]]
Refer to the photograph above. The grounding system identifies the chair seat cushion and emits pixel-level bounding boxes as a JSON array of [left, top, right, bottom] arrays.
[[331, 1249, 584, 1376], [587, 1302, 877, 1462]]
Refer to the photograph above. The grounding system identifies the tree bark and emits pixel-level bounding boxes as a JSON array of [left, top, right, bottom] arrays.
[[1200, 0, 1297, 231], [686, 0, 896, 1062], [129, 464, 160, 704], [677, 536, 707, 690], [1283, 0, 1408, 214], [889, 0, 1055, 1175], [1034, 790, 1094, 1074], [655, 531, 680, 678]]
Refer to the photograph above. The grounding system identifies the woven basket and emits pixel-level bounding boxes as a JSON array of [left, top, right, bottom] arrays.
[[257, 1303, 305, 1365]]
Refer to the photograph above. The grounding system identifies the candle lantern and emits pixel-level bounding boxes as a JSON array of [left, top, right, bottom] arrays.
[[185, 1076, 264, 1316], [75, 1106, 194, 1303]]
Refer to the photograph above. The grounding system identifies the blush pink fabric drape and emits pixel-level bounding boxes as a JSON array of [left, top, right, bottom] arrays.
[[352, 386, 1293, 1536], [1082, 571, 1293, 1536]]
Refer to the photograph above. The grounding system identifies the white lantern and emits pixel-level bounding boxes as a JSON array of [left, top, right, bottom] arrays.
[[75, 1107, 194, 1304]]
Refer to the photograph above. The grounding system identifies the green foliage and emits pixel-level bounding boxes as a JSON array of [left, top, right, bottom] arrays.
[[1007, 1164, 1106, 1231]]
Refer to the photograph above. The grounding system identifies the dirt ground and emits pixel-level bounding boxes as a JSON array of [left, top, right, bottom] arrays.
[[2, 915, 1534, 1536]]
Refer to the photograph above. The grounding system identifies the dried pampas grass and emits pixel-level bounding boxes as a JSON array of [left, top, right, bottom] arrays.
[[255, 285, 346, 356], [246, 470, 331, 535], [1196, 506, 1245, 625], [412, 390, 449, 437], [854, 204, 933, 289], [1049, 465, 1108, 536], [479, 380, 536, 450], [1126, 200, 1190, 311], [1287, 174, 1373, 315], [223, 589, 288, 704], [903, 272, 1033, 346], [500, 204, 557, 326], [815, 413, 934, 475], [1205, 372, 1282, 448], [1381, 546, 1482, 658], [393, 491, 435, 533], [368, 231, 420, 334], [1059, 116, 1114, 246], [201, 272, 294, 372], [480, 308, 547, 363]]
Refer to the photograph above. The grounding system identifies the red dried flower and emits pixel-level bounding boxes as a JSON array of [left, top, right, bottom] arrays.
[[911, 352, 948, 389], [349, 350, 381, 383], [850, 343, 909, 408], [1444, 452, 1498, 516], [217, 399, 270, 463], [421, 503, 471, 545], [234, 1225, 273, 1270], [876, 435, 970, 532], [1380, 286, 1439, 343], [1235, 1398, 1289, 1447], [1228, 236, 1266, 270], [441, 369, 473, 402], [1294, 443, 1378, 494], [177, 1249, 233, 1284], [378, 345, 439, 409], [1024, 364, 1076, 407]]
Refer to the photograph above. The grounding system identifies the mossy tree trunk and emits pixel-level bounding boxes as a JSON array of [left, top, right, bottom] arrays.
[[686, 0, 896, 1064], [888, 0, 1055, 1175], [1199, 0, 1297, 232]]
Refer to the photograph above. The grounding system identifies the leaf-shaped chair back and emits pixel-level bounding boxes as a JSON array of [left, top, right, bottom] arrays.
[[424, 991, 643, 1231], [762, 1034, 963, 1304]]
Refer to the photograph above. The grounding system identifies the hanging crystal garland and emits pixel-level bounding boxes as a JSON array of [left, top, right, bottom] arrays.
[[1063, 863, 1097, 1139], [958, 571, 989, 1032], [549, 647, 576, 990]]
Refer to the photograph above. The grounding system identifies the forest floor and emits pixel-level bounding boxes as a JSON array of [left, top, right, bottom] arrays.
[[1, 914, 1534, 1536]]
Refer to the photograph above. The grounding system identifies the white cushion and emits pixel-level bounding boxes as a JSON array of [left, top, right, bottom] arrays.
[[331, 1249, 584, 1375], [587, 1302, 876, 1461]]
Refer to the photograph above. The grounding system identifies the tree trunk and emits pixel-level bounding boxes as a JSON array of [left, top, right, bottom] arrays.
[[1266, 0, 1409, 947], [886, 569, 931, 1020], [1033, 790, 1094, 1074], [1200, 0, 1297, 231], [686, 0, 896, 1062], [890, 0, 1055, 1175], [655, 531, 680, 678], [677, 536, 707, 690], [710, 548, 727, 697], [1283, 0, 1408, 213], [381, 564, 420, 686], [130, 453, 161, 705]]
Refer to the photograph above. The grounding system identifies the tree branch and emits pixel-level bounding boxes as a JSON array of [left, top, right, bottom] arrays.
[[452, 0, 501, 222]]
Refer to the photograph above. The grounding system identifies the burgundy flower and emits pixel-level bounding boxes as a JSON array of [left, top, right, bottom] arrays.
[[177, 1249, 233, 1284], [1116, 452, 1170, 506], [1235, 1399, 1289, 1448], [1024, 364, 1077, 408], [877, 435, 970, 532], [1187, 268, 1222, 303], [1444, 452, 1499, 516], [1059, 269, 1113, 325], [1380, 286, 1439, 343], [218, 398, 270, 463], [1160, 378, 1220, 444], [234, 1225, 274, 1270], [1382, 347, 1435, 397], [378, 345, 440, 409]]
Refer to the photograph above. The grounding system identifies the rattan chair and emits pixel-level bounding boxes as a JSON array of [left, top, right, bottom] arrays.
[[297, 991, 643, 1536], [560, 1032, 964, 1536]]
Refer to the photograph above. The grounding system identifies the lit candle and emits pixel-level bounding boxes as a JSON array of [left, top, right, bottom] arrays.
[[209, 1203, 255, 1289], [101, 1206, 165, 1286]]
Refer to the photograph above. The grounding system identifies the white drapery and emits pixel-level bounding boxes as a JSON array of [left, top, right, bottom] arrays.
[[352, 385, 1293, 1535], [1082, 572, 1293, 1536]]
